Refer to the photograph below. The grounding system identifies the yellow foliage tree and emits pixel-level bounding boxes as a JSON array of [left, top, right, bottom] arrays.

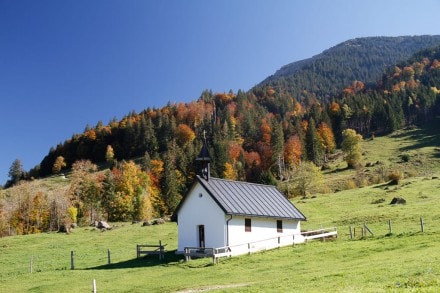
[[113, 161, 153, 221], [223, 162, 238, 180], [341, 129, 363, 168], [105, 145, 115, 163]]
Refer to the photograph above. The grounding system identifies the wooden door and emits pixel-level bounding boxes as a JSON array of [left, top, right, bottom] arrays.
[[198, 225, 205, 248]]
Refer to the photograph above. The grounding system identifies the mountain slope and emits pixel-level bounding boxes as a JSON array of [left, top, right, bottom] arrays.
[[258, 35, 440, 100]]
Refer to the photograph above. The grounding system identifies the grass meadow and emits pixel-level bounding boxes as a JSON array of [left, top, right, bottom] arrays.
[[1, 122, 440, 292]]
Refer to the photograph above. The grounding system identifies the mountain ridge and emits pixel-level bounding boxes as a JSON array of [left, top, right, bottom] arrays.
[[258, 35, 440, 99]]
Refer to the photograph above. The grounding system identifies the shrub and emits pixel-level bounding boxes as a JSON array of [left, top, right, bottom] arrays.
[[355, 167, 369, 187], [67, 206, 78, 224], [388, 170, 404, 185], [319, 185, 332, 194], [405, 168, 417, 178], [373, 165, 387, 184], [356, 177, 369, 188], [345, 179, 357, 190], [401, 153, 410, 162], [371, 175, 384, 185]]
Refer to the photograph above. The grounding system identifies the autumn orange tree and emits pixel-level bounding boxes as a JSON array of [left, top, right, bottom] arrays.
[[29, 192, 50, 233], [222, 141, 244, 181], [52, 156, 66, 174], [175, 124, 196, 146], [317, 122, 336, 155], [257, 118, 273, 170], [148, 159, 166, 216], [284, 136, 302, 167]]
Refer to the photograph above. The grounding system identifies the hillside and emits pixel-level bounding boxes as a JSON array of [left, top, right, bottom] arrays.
[[258, 35, 440, 100], [32, 42, 440, 184], [2, 36, 440, 231], [1, 125, 440, 292]]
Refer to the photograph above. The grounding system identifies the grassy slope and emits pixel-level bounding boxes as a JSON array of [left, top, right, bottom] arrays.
[[1, 123, 440, 292]]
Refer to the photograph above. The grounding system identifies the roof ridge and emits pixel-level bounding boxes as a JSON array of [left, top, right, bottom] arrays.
[[198, 175, 278, 188]]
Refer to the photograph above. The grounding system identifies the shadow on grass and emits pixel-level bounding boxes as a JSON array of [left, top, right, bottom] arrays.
[[86, 251, 183, 270], [392, 118, 440, 157], [324, 166, 351, 175]]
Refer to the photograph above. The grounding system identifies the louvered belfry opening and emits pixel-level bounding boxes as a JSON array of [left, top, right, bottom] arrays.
[[196, 137, 211, 181]]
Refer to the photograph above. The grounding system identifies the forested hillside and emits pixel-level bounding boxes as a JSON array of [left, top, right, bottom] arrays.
[[2, 39, 440, 236], [258, 35, 440, 101]]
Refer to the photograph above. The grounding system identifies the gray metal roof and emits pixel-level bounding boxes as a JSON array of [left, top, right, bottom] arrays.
[[196, 176, 306, 221]]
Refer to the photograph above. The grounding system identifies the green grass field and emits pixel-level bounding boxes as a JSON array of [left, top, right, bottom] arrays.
[[1, 123, 440, 292]]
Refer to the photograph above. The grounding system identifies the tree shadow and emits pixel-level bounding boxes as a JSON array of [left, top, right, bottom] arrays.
[[394, 119, 440, 156], [324, 166, 351, 175], [86, 251, 183, 270]]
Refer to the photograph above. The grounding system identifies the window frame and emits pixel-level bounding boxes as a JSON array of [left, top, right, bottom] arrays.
[[245, 218, 251, 232], [277, 220, 283, 233]]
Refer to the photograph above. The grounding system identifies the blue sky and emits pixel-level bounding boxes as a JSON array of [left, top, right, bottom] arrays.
[[1, 0, 440, 184]]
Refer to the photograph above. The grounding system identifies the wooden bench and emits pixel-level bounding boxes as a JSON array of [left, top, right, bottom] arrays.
[[136, 241, 166, 260]]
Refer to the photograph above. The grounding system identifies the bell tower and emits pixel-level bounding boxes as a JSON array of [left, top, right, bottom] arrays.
[[196, 131, 211, 180]]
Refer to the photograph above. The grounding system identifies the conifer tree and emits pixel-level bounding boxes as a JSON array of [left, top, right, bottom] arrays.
[[305, 119, 325, 166], [8, 159, 24, 186], [161, 141, 183, 213], [271, 121, 285, 166], [101, 170, 116, 221]]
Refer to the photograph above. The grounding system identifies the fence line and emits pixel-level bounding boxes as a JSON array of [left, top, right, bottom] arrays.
[[184, 227, 338, 263], [1, 216, 433, 275], [349, 217, 427, 240], [0, 245, 135, 277]]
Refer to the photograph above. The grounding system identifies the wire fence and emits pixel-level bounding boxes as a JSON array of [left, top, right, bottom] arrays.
[[345, 216, 439, 240], [1, 216, 438, 277], [0, 244, 140, 277]]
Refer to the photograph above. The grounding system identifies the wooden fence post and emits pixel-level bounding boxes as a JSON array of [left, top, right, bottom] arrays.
[[212, 255, 218, 264], [420, 217, 425, 233], [364, 223, 374, 236], [107, 249, 111, 265], [70, 251, 74, 270], [349, 226, 353, 240], [159, 240, 163, 260], [388, 220, 392, 235]]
